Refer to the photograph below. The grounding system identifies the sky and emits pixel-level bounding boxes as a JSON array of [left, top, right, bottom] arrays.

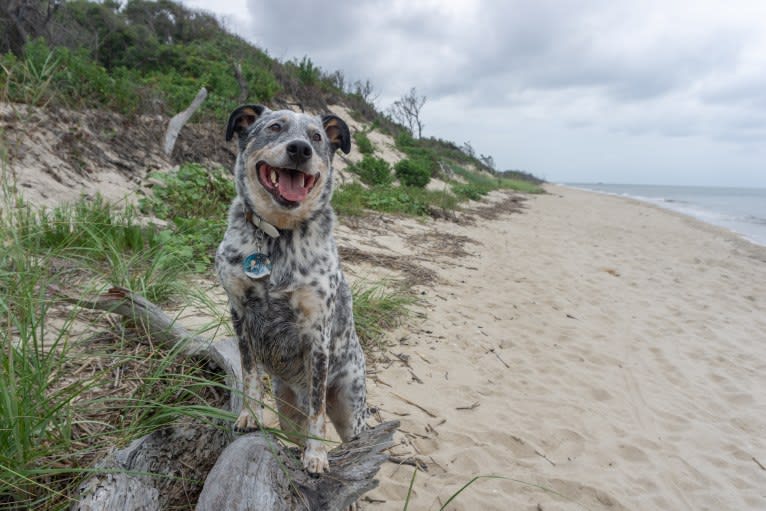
[[181, 0, 766, 187]]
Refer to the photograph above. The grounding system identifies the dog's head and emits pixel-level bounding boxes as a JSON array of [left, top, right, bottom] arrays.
[[226, 105, 351, 230]]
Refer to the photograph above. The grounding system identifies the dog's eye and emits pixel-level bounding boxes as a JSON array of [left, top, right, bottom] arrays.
[[312, 133, 322, 142], [269, 123, 281, 132]]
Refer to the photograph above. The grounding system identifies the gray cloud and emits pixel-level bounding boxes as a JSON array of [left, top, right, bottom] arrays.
[[184, 0, 766, 185]]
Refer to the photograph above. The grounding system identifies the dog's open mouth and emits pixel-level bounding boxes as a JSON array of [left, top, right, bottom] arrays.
[[257, 162, 319, 206]]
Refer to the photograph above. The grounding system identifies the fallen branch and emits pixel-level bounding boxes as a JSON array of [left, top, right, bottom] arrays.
[[390, 391, 439, 418], [164, 87, 207, 156], [51, 285, 244, 414]]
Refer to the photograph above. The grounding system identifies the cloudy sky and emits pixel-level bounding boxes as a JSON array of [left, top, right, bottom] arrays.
[[183, 0, 766, 187]]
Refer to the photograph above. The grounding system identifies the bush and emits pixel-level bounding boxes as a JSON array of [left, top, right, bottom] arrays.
[[348, 155, 392, 186], [139, 163, 235, 269], [353, 131, 375, 155], [394, 158, 431, 188], [332, 182, 457, 217]]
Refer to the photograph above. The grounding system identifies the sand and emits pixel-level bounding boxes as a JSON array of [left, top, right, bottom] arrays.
[[348, 185, 766, 510]]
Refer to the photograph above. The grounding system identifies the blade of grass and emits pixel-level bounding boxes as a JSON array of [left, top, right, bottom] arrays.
[[402, 466, 418, 511]]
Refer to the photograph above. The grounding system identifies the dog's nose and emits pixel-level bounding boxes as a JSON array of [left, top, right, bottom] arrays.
[[286, 140, 313, 165]]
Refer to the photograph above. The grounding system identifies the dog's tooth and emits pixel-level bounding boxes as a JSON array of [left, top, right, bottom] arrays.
[[270, 169, 278, 185], [300, 174, 306, 187]]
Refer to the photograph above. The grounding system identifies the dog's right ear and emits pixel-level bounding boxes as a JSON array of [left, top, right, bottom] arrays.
[[226, 104, 267, 142]]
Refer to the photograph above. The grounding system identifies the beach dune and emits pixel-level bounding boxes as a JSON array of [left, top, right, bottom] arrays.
[[355, 185, 766, 510]]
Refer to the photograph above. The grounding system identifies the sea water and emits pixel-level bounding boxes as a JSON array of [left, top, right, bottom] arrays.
[[566, 183, 766, 247]]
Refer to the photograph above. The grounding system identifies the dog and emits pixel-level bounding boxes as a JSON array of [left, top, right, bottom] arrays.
[[215, 104, 368, 475]]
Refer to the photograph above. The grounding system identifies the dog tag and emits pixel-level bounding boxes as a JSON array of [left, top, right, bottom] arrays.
[[243, 253, 272, 279]]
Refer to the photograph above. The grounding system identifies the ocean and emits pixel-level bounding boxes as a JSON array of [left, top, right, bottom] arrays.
[[566, 183, 766, 247]]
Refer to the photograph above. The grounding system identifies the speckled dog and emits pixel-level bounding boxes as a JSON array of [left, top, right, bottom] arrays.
[[215, 104, 368, 474]]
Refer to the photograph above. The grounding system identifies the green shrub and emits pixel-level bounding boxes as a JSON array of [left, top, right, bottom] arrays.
[[332, 182, 456, 217], [140, 164, 235, 270], [353, 131, 375, 155], [394, 158, 431, 188], [452, 182, 493, 201], [348, 155, 392, 186]]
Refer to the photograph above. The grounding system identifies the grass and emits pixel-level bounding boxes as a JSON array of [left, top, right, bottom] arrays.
[[9, 194, 187, 304], [333, 161, 542, 219], [351, 281, 416, 350], [333, 182, 457, 217], [0, 159, 231, 509], [451, 164, 544, 199]]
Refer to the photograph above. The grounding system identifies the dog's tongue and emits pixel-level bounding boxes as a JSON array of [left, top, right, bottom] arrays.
[[277, 169, 309, 202]]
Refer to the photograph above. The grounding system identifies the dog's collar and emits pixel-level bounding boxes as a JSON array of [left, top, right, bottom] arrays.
[[245, 210, 280, 238]]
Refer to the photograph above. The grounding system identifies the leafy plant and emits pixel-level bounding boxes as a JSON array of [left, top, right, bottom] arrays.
[[347, 156, 392, 186], [333, 183, 456, 217], [394, 158, 431, 188], [140, 163, 235, 271], [296, 56, 320, 86], [353, 131, 375, 155]]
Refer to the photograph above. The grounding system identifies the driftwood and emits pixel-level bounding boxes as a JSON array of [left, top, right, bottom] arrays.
[[197, 421, 398, 511], [52, 286, 398, 510], [163, 87, 208, 156], [73, 422, 230, 511]]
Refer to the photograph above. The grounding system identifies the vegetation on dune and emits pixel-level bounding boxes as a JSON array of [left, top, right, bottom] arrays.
[[0, 161, 233, 508], [1, 0, 544, 187]]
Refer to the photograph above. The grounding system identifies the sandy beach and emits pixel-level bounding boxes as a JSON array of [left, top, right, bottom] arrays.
[[342, 185, 766, 510]]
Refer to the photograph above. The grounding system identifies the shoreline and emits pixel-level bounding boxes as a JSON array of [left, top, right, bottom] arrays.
[[558, 182, 766, 248], [354, 185, 766, 510]]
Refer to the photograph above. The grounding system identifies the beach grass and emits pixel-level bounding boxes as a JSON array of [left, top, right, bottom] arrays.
[[0, 165, 235, 508], [451, 164, 544, 198], [333, 182, 458, 217], [351, 280, 417, 351]]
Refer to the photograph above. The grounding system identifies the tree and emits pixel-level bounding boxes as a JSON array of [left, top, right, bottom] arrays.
[[0, 0, 61, 55], [352, 78, 378, 105], [461, 141, 476, 159], [479, 153, 496, 172], [389, 87, 426, 139]]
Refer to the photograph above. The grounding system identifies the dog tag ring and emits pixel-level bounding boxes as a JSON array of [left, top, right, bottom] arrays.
[[243, 253, 272, 279]]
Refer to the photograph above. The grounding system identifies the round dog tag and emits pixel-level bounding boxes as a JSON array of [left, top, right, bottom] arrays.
[[243, 253, 272, 279]]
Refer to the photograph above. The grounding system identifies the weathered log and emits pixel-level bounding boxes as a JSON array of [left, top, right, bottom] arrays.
[[54, 286, 397, 510], [197, 421, 399, 511], [73, 423, 230, 511], [163, 87, 208, 156]]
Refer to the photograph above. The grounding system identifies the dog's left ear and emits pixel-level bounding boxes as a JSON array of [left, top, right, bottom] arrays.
[[322, 115, 351, 154], [226, 104, 267, 142]]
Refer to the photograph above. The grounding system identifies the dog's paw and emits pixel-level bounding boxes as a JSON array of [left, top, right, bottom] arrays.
[[233, 409, 261, 433], [301, 443, 329, 475]]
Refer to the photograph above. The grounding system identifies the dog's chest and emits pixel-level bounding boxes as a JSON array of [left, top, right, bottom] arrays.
[[217, 226, 339, 378]]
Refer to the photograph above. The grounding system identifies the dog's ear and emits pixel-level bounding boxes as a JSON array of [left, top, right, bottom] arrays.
[[226, 104, 267, 142], [322, 115, 351, 154]]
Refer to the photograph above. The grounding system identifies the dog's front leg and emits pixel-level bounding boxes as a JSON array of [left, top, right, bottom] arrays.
[[302, 337, 330, 474], [235, 362, 266, 431], [292, 287, 332, 474], [234, 323, 265, 432]]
